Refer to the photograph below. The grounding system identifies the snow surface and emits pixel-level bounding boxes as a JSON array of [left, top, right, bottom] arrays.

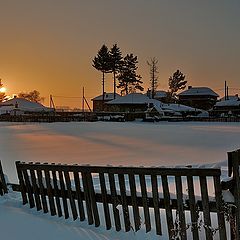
[[0, 121, 239, 239]]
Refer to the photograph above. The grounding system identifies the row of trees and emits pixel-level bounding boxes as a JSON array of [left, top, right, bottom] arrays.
[[92, 44, 143, 101], [93, 44, 187, 102]]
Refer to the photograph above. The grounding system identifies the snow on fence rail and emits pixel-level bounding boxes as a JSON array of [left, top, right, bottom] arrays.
[[12, 161, 228, 240]]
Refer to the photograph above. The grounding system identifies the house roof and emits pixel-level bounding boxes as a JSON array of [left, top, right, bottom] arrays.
[[178, 87, 219, 97], [154, 90, 167, 98], [215, 98, 240, 107], [0, 97, 53, 113], [107, 93, 161, 105], [91, 93, 121, 101]]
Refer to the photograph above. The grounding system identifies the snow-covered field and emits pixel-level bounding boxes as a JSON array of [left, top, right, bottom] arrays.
[[0, 121, 239, 239]]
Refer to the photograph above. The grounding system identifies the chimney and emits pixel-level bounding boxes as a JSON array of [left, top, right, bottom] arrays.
[[188, 86, 192, 90]]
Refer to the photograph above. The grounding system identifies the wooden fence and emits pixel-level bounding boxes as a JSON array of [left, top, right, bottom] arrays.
[[0, 161, 8, 195], [14, 161, 227, 240]]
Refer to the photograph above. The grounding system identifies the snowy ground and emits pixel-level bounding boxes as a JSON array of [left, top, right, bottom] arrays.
[[0, 121, 239, 239]]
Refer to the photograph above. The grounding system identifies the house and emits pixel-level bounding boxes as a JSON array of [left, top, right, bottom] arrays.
[[178, 86, 219, 110], [107, 93, 161, 113], [146, 90, 168, 102], [91, 93, 121, 112], [212, 95, 240, 117], [0, 97, 54, 115]]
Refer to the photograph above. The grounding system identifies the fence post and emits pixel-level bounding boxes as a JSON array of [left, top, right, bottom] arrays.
[[228, 149, 240, 240], [0, 160, 8, 194]]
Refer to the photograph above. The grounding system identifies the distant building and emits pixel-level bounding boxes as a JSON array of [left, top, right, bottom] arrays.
[[0, 97, 54, 115], [91, 93, 121, 112], [146, 90, 168, 102], [212, 95, 240, 117], [178, 86, 219, 110], [107, 93, 161, 112]]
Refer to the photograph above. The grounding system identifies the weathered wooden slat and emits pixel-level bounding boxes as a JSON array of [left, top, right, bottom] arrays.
[[161, 175, 174, 239], [231, 150, 240, 239], [139, 174, 151, 232], [200, 176, 212, 240], [0, 161, 8, 194], [16, 161, 28, 205], [16, 163, 221, 177], [51, 167, 63, 217], [63, 170, 78, 220], [86, 172, 100, 227], [58, 170, 69, 219], [151, 174, 162, 235], [128, 173, 141, 232], [213, 175, 227, 240], [118, 174, 131, 232], [22, 168, 35, 208], [81, 171, 93, 225], [29, 167, 42, 211], [175, 176, 187, 240], [36, 169, 48, 213], [108, 173, 121, 231], [73, 171, 85, 221], [99, 172, 111, 230], [187, 176, 199, 240], [44, 169, 57, 216]]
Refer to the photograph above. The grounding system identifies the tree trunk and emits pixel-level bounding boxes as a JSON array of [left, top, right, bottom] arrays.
[[102, 72, 105, 111], [113, 71, 116, 99]]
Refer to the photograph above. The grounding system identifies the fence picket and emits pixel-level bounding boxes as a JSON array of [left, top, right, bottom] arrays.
[[36, 169, 48, 213], [109, 173, 121, 231], [73, 171, 85, 221], [99, 172, 111, 230], [200, 176, 212, 240]]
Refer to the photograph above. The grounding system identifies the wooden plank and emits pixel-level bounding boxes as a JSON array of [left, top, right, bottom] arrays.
[[118, 173, 131, 232], [139, 174, 151, 232], [200, 176, 213, 240], [51, 166, 63, 217], [81, 171, 93, 225], [22, 168, 35, 208], [213, 175, 227, 240], [108, 173, 121, 231], [44, 168, 56, 216], [187, 176, 199, 240], [86, 172, 100, 227], [161, 175, 174, 239], [0, 161, 7, 193], [58, 170, 69, 219], [128, 173, 141, 232], [29, 166, 42, 211], [231, 150, 240, 239], [63, 170, 78, 220], [18, 163, 221, 177], [151, 174, 162, 235], [73, 171, 85, 221], [99, 172, 111, 230], [175, 176, 187, 240], [15, 162, 28, 205], [36, 168, 48, 213]]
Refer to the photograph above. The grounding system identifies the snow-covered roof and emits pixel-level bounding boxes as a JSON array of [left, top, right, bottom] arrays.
[[219, 95, 239, 102], [107, 93, 161, 105], [215, 98, 240, 107], [154, 90, 167, 98], [178, 87, 219, 97], [0, 97, 53, 113], [91, 93, 121, 101], [161, 103, 204, 112]]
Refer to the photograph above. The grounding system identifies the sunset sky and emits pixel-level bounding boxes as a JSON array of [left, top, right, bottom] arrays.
[[0, 1, 239, 107]]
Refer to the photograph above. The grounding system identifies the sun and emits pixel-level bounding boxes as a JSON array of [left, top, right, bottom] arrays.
[[0, 87, 6, 93]]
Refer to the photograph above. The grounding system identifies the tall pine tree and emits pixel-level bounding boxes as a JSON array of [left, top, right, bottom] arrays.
[[117, 54, 143, 95], [168, 69, 187, 99], [92, 45, 112, 109], [109, 44, 123, 99]]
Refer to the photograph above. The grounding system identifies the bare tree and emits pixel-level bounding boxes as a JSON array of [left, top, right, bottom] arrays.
[[147, 57, 158, 98]]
